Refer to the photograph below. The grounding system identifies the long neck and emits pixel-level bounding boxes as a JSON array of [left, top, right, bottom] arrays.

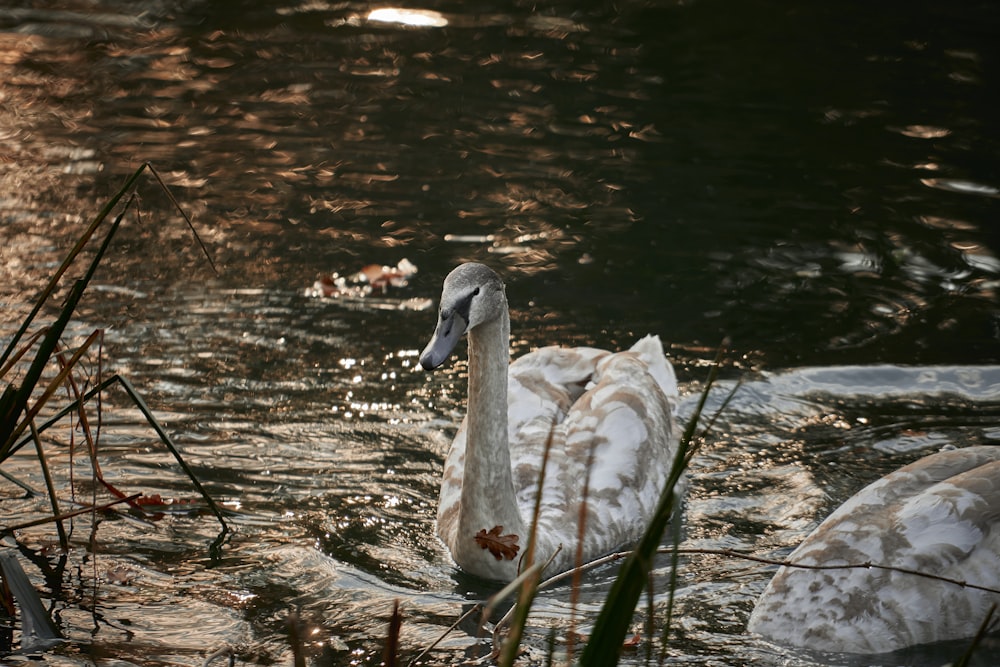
[[458, 301, 526, 544]]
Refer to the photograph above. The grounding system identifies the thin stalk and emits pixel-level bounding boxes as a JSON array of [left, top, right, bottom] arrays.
[[406, 603, 483, 667], [114, 375, 231, 548], [485, 560, 548, 637], [657, 499, 684, 658], [28, 420, 68, 550], [497, 428, 557, 667], [566, 446, 596, 665], [1, 189, 131, 455], [6, 374, 119, 460], [1, 493, 141, 534], [953, 604, 996, 667], [0, 468, 40, 495], [490, 550, 561, 642], [643, 569, 655, 665], [0, 329, 46, 381], [288, 609, 306, 667], [674, 547, 1000, 595], [145, 163, 218, 275], [54, 339, 126, 503], [383, 600, 402, 667], [1, 281, 89, 455]]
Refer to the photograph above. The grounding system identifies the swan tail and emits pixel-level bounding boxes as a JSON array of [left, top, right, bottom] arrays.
[[629, 335, 678, 402]]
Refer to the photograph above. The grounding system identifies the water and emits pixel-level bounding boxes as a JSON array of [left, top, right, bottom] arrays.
[[1, 1, 999, 665]]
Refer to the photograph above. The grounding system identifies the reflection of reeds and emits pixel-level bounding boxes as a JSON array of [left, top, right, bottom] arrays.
[[0, 163, 227, 651]]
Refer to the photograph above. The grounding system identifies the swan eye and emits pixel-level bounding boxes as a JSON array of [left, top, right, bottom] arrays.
[[472, 287, 480, 296]]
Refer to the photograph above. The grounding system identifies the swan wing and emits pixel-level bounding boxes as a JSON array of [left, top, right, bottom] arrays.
[[435, 420, 467, 547], [559, 350, 677, 559], [506, 345, 609, 506], [512, 346, 678, 569], [508, 345, 610, 437]]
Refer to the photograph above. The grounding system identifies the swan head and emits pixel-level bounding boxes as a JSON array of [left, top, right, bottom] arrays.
[[420, 263, 505, 370]]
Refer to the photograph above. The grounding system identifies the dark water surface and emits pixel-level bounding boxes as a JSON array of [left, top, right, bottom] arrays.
[[1, 1, 999, 665]]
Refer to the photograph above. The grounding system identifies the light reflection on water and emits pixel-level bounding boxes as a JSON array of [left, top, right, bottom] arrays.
[[1, 0, 1000, 665]]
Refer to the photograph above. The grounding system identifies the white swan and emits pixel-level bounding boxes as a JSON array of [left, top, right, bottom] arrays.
[[748, 445, 1000, 653], [419, 263, 679, 581]]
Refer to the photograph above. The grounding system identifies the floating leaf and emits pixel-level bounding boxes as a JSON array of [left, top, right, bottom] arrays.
[[306, 259, 418, 298], [474, 525, 520, 561], [135, 494, 165, 506]]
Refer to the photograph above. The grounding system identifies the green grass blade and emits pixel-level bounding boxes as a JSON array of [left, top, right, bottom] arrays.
[[495, 427, 557, 665], [578, 451, 686, 666], [28, 420, 69, 550]]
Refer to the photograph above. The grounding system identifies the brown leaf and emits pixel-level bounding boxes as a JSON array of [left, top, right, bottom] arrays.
[[134, 494, 165, 506], [474, 525, 520, 561]]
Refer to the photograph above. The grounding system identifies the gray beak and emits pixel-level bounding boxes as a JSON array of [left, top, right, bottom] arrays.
[[420, 311, 467, 370]]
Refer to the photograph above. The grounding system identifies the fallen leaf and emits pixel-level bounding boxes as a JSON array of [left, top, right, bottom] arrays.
[[133, 495, 202, 519], [356, 259, 418, 293], [306, 259, 418, 298], [474, 525, 520, 561]]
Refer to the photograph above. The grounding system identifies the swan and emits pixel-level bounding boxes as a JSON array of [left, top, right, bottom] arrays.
[[419, 263, 679, 581], [748, 445, 1000, 653]]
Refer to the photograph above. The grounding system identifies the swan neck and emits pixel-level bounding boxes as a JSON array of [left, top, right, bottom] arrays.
[[467, 311, 509, 448], [461, 302, 524, 535]]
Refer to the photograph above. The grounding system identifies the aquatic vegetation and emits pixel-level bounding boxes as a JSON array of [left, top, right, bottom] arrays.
[[0, 163, 227, 656]]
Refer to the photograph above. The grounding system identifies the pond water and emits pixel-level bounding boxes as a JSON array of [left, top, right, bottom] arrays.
[[1, 1, 999, 665]]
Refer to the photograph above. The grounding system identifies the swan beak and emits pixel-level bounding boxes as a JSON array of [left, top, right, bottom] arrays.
[[420, 311, 467, 370]]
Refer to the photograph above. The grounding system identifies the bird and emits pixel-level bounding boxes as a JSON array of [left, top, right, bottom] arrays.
[[747, 445, 1000, 653], [419, 262, 679, 581]]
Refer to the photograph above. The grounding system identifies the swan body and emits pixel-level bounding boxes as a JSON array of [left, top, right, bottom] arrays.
[[420, 263, 679, 581], [748, 445, 1000, 653]]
